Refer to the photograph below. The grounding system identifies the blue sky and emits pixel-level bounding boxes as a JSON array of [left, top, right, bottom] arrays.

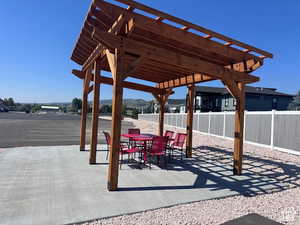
[[0, 0, 299, 103]]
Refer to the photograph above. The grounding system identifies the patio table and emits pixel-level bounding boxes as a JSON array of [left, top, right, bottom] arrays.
[[121, 133, 158, 141]]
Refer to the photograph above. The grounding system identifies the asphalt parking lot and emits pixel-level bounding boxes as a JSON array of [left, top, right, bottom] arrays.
[[0, 112, 133, 148]]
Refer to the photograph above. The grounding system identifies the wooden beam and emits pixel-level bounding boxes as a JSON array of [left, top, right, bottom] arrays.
[[158, 74, 216, 89], [126, 55, 146, 75], [72, 69, 166, 95], [80, 68, 92, 151], [233, 82, 245, 175], [107, 48, 126, 191], [92, 30, 260, 84], [73, 69, 85, 79], [89, 61, 101, 164], [90, 7, 114, 28], [186, 84, 194, 158], [112, 0, 273, 58], [222, 78, 242, 100]]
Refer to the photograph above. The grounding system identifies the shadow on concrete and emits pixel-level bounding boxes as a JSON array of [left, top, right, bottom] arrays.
[[118, 145, 300, 197]]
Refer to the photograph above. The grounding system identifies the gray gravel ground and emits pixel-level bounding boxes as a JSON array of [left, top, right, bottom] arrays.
[[77, 119, 300, 225], [78, 188, 300, 225]]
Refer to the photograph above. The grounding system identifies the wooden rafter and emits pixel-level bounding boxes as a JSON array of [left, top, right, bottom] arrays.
[[158, 74, 216, 89], [82, 2, 133, 71], [113, 0, 273, 58], [126, 17, 264, 67], [92, 29, 260, 84]]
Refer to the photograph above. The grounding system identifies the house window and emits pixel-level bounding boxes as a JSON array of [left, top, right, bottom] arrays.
[[272, 98, 278, 109], [233, 98, 237, 106], [225, 97, 229, 107]]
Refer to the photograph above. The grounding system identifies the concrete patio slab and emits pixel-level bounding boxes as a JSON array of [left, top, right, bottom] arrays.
[[0, 145, 293, 225]]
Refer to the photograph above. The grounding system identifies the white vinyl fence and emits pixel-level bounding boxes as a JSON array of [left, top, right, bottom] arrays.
[[138, 110, 300, 156]]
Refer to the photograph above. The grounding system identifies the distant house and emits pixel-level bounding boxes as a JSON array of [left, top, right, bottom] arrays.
[[0, 99, 9, 112], [192, 86, 294, 112]]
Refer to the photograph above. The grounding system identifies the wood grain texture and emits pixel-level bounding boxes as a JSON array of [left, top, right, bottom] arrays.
[[89, 61, 101, 164], [186, 85, 194, 158]]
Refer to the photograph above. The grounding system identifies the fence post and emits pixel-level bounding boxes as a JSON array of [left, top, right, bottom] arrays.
[[270, 110, 275, 150], [243, 110, 247, 142], [208, 111, 211, 135], [223, 112, 226, 138]]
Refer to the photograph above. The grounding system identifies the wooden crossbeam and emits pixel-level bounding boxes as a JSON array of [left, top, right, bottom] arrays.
[[92, 30, 260, 83], [113, 0, 273, 58], [72, 69, 166, 95]]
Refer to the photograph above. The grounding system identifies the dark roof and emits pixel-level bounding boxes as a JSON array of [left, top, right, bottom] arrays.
[[195, 86, 293, 97]]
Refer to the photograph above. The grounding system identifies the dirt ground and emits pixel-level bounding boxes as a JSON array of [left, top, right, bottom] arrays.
[[0, 112, 134, 148]]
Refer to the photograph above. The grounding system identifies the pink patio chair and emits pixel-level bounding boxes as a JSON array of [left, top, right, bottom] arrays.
[[169, 133, 187, 160], [103, 131, 111, 160], [119, 144, 142, 169], [145, 136, 168, 169], [103, 131, 141, 169], [164, 130, 174, 146]]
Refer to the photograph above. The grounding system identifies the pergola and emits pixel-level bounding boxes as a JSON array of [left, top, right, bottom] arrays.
[[70, 0, 273, 191]]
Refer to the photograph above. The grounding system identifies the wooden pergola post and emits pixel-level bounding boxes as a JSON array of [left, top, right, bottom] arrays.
[[158, 100, 165, 136], [223, 79, 246, 175], [233, 82, 245, 175], [186, 84, 195, 158], [107, 48, 126, 191], [153, 90, 173, 136], [89, 61, 101, 164], [79, 69, 92, 151]]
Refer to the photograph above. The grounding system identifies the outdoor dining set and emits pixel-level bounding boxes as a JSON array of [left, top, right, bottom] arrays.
[[103, 129, 187, 169]]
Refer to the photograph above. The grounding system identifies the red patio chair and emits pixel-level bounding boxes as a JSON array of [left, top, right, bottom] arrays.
[[169, 133, 187, 160], [103, 131, 141, 169], [119, 144, 142, 169], [103, 131, 111, 160], [145, 136, 168, 169], [164, 130, 174, 146]]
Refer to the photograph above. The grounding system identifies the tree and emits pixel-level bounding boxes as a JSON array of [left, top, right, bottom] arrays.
[[288, 90, 300, 110], [3, 97, 15, 107], [71, 98, 82, 112], [31, 104, 41, 113], [100, 105, 112, 114], [21, 104, 32, 113]]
